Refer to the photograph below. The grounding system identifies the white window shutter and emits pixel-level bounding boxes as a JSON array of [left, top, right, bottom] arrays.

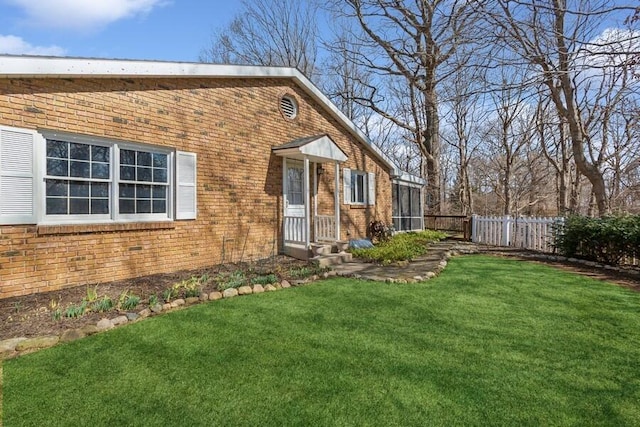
[[367, 172, 376, 206], [176, 151, 197, 220], [343, 168, 351, 205], [0, 126, 37, 224]]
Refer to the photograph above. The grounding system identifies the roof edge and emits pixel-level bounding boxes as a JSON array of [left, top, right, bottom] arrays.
[[0, 54, 402, 175]]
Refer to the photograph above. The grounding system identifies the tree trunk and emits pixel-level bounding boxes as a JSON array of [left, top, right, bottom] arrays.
[[422, 88, 442, 215]]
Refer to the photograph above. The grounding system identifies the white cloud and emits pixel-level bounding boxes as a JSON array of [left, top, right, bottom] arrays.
[[5, 0, 166, 31], [0, 34, 65, 55], [576, 28, 640, 69]]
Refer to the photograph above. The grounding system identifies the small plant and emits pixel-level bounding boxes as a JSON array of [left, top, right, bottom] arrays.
[[162, 287, 177, 303], [217, 270, 246, 291], [13, 301, 22, 313], [287, 265, 329, 279], [289, 266, 311, 279], [121, 294, 141, 311], [251, 274, 278, 285], [64, 301, 87, 319], [92, 296, 113, 313], [85, 285, 99, 303], [49, 297, 62, 320], [149, 294, 159, 307], [179, 276, 202, 298], [117, 290, 130, 309]]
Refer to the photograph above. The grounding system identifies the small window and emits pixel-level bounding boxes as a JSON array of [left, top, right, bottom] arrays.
[[351, 171, 366, 204], [343, 168, 375, 206], [280, 95, 298, 119]]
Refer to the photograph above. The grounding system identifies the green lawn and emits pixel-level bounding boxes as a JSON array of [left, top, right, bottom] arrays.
[[4, 256, 640, 426]]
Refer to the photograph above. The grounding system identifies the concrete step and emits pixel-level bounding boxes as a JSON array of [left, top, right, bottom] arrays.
[[311, 252, 352, 267]]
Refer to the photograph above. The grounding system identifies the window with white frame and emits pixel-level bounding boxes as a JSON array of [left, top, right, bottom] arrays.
[[44, 137, 172, 221], [343, 168, 375, 206], [118, 148, 169, 216], [0, 126, 197, 225], [45, 140, 111, 216], [351, 171, 366, 204]]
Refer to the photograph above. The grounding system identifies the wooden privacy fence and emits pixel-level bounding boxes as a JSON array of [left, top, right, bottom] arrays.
[[471, 215, 562, 253], [424, 215, 471, 239]]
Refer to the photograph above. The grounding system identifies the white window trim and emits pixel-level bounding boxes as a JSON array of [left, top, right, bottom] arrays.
[[37, 131, 176, 225], [343, 168, 376, 206]]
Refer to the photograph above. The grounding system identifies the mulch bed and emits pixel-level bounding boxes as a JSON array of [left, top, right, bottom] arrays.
[[0, 256, 309, 340]]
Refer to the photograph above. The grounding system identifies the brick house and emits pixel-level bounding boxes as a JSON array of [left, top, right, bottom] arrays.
[[0, 55, 423, 299]]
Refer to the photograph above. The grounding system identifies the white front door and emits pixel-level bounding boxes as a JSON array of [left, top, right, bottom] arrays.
[[284, 160, 306, 243]]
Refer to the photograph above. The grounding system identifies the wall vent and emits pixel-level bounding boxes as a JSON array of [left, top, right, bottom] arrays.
[[280, 95, 298, 119]]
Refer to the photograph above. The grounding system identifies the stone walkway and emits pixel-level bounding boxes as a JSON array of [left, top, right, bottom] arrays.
[[332, 240, 479, 283]]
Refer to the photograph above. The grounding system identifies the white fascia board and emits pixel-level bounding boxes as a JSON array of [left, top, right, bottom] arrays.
[[0, 54, 403, 175], [393, 172, 425, 186], [0, 55, 297, 79]]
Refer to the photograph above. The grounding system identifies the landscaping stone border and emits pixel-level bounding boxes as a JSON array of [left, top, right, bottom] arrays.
[[0, 275, 336, 360]]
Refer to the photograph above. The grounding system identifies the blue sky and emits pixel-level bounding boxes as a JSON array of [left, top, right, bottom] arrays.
[[0, 0, 241, 61], [0, 1, 635, 63]]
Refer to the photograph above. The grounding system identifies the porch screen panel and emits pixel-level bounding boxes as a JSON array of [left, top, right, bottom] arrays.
[[392, 183, 423, 232]]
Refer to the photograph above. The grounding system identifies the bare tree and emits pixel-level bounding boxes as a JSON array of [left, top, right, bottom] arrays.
[[481, 67, 538, 214], [200, 0, 319, 78], [481, 0, 639, 216], [440, 54, 489, 215], [327, 0, 477, 214]]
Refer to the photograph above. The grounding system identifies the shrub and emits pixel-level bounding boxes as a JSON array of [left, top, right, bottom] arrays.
[[350, 230, 447, 265], [369, 220, 394, 243], [554, 214, 640, 265]]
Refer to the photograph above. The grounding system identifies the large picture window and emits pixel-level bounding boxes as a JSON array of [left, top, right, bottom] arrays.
[[392, 183, 423, 231]]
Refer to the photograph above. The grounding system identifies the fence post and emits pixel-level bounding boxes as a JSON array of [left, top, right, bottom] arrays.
[[471, 214, 477, 243], [501, 215, 511, 246]]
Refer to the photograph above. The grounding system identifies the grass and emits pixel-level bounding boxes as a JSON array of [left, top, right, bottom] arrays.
[[4, 255, 640, 425]]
